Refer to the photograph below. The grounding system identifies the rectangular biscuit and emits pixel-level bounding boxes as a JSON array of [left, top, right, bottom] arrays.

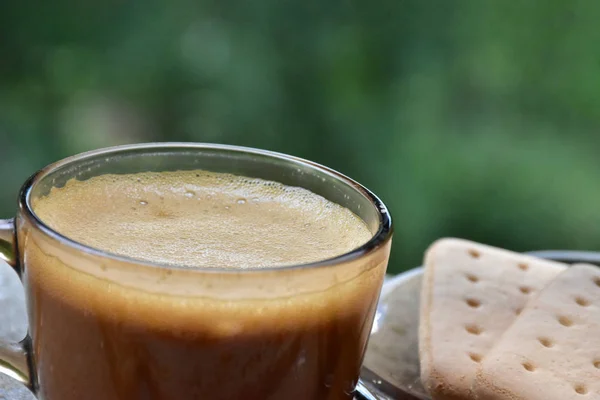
[[419, 238, 566, 400], [474, 263, 600, 400]]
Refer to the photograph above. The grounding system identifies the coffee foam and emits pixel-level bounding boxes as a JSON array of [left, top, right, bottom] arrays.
[[32, 170, 372, 269]]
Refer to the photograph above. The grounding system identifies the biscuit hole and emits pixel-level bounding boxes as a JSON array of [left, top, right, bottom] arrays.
[[558, 316, 574, 327], [575, 297, 590, 307], [574, 384, 588, 395], [468, 249, 481, 259], [594, 277, 600, 288], [515, 307, 523, 315], [522, 362, 536, 372], [594, 360, 600, 369], [469, 353, 482, 363], [518, 262, 529, 271], [466, 274, 479, 283], [538, 337, 554, 348], [466, 298, 481, 308], [520, 286, 532, 295], [465, 324, 482, 335]]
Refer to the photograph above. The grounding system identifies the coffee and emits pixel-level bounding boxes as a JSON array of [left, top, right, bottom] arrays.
[[23, 170, 387, 400], [32, 170, 371, 269]]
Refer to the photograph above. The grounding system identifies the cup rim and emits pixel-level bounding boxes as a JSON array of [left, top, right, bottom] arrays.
[[18, 142, 393, 274]]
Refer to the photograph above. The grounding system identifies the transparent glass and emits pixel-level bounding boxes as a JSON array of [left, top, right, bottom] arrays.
[[1, 143, 392, 400]]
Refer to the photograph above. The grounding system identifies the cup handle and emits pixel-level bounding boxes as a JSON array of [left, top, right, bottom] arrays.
[[0, 218, 33, 388]]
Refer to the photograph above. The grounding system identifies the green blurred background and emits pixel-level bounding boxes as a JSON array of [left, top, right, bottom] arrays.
[[2, 0, 600, 274]]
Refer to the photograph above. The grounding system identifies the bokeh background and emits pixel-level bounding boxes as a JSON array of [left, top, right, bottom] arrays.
[[2, 1, 600, 274]]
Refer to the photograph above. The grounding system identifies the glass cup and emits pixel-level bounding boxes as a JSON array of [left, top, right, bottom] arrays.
[[0, 143, 393, 400]]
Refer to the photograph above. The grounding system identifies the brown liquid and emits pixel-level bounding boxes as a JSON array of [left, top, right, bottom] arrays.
[[22, 171, 388, 400]]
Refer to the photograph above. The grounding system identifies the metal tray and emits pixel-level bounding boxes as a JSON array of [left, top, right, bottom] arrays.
[[1, 251, 598, 399]]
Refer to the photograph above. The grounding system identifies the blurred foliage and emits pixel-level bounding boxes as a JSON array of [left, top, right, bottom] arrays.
[[2, 0, 600, 273]]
